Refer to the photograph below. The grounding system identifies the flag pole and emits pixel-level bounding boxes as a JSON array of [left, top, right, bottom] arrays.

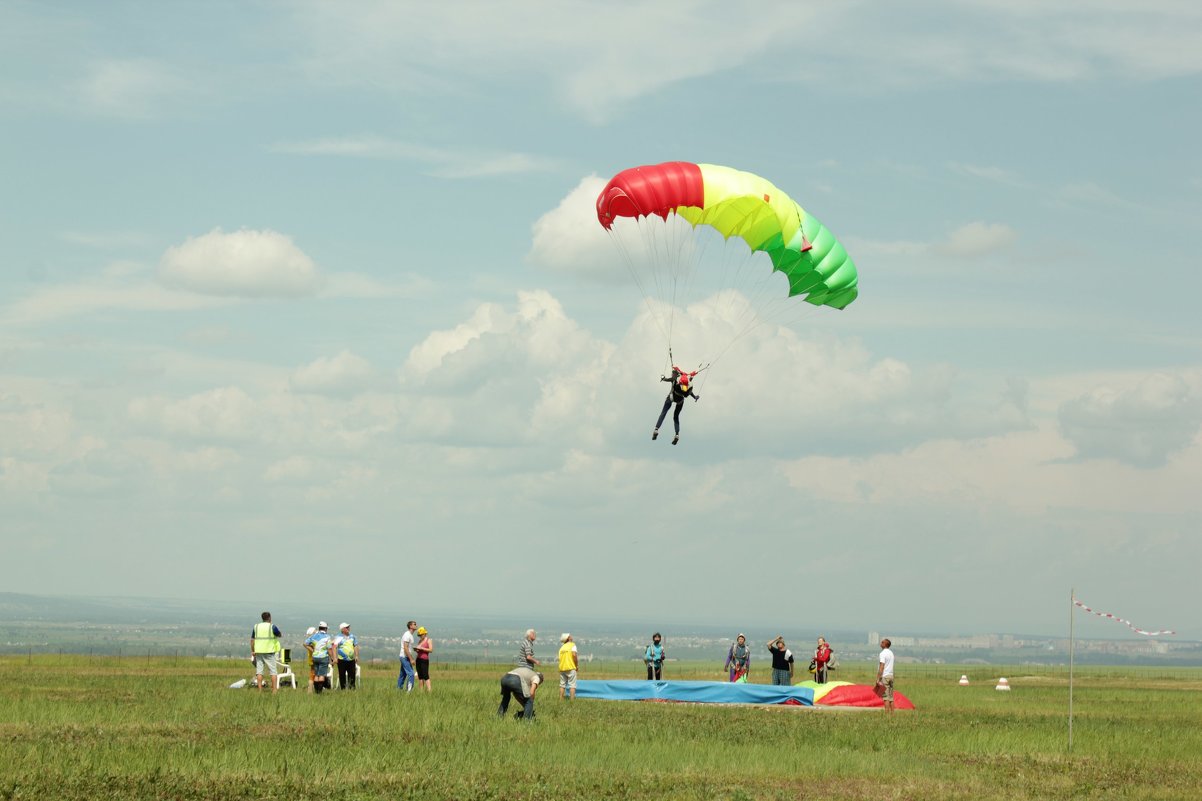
[[1068, 587, 1076, 753]]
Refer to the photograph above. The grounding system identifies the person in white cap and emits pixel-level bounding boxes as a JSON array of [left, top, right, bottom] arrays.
[[304, 622, 333, 694], [333, 622, 359, 690], [557, 633, 578, 699]]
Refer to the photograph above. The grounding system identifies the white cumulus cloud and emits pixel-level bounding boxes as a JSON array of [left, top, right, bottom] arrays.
[[291, 351, 379, 396], [128, 386, 263, 441], [1058, 373, 1202, 467], [527, 175, 620, 280], [158, 228, 321, 298], [933, 222, 1018, 258]]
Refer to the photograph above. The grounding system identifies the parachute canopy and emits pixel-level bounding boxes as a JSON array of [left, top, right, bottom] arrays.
[[574, 679, 913, 709], [797, 680, 916, 710], [575, 679, 815, 705], [596, 161, 859, 310]]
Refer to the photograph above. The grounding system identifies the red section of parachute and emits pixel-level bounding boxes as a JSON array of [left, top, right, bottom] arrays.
[[596, 161, 705, 229], [816, 685, 916, 710]]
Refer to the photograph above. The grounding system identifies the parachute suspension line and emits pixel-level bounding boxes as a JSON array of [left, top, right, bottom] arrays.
[[693, 361, 713, 393], [722, 239, 806, 343], [720, 237, 764, 336], [669, 211, 696, 348], [664, 215, 681, 351], [710, 299, 823, 372], [653, 215, 827, 383], [645, 215, 678, 352], [674, 213, 711, 318], [661, 212, 697, 356], [606, 225, 671, 347]]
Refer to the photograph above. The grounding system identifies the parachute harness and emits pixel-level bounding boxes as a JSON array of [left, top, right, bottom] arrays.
[[668, 348, 709, 393]]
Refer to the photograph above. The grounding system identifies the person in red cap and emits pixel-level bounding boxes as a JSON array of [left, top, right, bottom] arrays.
[[652, 366, 700, 445]]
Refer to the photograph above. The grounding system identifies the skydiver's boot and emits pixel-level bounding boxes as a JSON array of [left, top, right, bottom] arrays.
[[651, 429, 659, 440], [672, 434, 679, 445]]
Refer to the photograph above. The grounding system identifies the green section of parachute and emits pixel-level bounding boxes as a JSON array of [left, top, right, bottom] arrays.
[[674, 164, 858, 310]]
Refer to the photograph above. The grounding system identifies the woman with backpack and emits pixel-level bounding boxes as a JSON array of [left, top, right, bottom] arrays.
[[725, 633, 751, 682], [812, 636, 834, 684]]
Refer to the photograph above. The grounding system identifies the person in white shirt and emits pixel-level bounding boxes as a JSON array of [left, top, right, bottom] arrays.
[[398, 620, 417, 692], [876, 638, 896, 713]]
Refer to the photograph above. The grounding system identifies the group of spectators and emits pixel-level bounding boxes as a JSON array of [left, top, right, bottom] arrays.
[[247, 612, 362, 694], [723, 634, 836, 685], [301, 620, 361, 693], [254, 614, 897, 715], [498, 629, 579, 721], [252, 613, 435, 695]]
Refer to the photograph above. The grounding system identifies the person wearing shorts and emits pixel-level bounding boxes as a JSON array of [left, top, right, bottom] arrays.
[[557, 633, 578, 699], [250, 611, 283, 693], [305, 622, 333, 694], [876, 637, 896, 712]]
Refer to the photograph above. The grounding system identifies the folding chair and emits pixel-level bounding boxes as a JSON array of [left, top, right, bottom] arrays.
[[275, 647, 298, 689]]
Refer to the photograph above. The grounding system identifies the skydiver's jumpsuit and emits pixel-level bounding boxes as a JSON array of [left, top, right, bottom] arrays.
[[655, 372, 698, 435]]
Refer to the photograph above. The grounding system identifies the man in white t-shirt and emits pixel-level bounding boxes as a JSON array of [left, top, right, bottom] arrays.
[[398, 620, 417, 692], [876, 638, 896, 713]]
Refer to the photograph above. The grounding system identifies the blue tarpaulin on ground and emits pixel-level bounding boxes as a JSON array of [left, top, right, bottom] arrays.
[[574, 679, 814, 706]]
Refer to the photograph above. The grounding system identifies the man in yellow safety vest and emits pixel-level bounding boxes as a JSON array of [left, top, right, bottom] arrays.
[[251, 611, 283, 693]]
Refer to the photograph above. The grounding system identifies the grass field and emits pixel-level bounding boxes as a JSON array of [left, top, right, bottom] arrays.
[[2, 656, 1199, 800]]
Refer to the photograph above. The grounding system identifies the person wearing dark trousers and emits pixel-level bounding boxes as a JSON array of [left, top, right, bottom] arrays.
[[644, 632, 665, 680], [652, 368, 700, 445], [813, 636, 834, 685], [498, 667, 543, 721], [333, 622, 359, 690]]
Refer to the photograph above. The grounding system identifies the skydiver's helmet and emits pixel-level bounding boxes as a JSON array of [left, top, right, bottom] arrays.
[[679, 378, 689, 392]]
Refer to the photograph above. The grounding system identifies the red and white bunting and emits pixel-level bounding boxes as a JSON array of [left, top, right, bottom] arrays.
[[1073, 599, 1175, 636]]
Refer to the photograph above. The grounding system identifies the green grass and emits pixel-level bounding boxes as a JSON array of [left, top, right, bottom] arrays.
[[1, 656, 1199, 800]]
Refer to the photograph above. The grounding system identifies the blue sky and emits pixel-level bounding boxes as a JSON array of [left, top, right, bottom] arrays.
[[2, 1, 1200, 640]]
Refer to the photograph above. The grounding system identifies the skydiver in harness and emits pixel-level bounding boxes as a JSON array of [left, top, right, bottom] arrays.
[[652, 366, 700, 445]]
